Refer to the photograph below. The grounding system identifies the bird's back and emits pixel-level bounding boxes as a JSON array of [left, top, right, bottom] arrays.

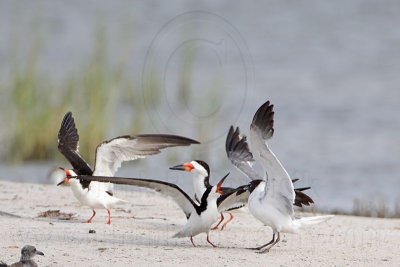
[[9, 260, 38, 267]]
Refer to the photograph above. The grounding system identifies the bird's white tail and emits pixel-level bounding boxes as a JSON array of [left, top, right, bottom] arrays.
[[172, 231, 186, 238], [106, 196, 129, 207], [291, 215, 334, 232], [116, 198, 129, 204]]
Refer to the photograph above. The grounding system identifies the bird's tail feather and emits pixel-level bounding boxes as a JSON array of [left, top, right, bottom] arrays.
[[116, 198, 129, 204], [292, 215, 334, 231], [172, 231, 185, 238], [296, 215, 334, 226]]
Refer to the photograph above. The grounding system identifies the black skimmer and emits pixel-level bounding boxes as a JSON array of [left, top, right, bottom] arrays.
[[225, 125, 314, 207], [70, 173, 229, 247], [57, 111, 199, 224], [235, 100, 332, 253], [0, 245, 44, 267], [169, 160, 313, 231], [170, 160, 242, 231]]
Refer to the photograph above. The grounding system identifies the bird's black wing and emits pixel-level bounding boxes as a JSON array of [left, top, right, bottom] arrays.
[[77, 175, 198, 219], [58, 112, 93, 175]]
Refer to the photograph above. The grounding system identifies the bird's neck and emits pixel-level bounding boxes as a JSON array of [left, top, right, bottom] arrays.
[[20, 255, 33, 261], [193, 173, 209, 200], [70, 178, 86, 195]]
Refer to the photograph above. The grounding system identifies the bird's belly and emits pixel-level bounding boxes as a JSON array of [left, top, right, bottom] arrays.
[[249, 198, 290, 232], [181, 210, 219, 237], [70, 186, 91, 206]]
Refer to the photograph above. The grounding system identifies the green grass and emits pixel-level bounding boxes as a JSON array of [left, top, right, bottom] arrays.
[[1, 26, 214, 164], [2, 28, 148, 163]]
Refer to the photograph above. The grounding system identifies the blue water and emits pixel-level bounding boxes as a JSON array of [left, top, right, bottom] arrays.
[[0, 1, 399, 212]]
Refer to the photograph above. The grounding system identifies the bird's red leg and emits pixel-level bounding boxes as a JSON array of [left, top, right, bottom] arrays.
[[107, 209, 111, 225], [85, 210, 96, 223], [206, 234, 217, 248], [221, 213, 234, 231], [190, 236, 196, 247], [211, 213, 224, 230]]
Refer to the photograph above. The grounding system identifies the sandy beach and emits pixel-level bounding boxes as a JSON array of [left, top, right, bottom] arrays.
[[0, 180, 399, 266]]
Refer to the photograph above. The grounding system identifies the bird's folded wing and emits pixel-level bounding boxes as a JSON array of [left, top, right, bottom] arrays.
[[217, 185, 250, 212]]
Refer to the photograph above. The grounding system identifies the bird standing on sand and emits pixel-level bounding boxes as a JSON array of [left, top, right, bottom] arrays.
[[57, 111, 199, 224], [0, 245, 44, 267], [72, 173, 229, 247], [170, 160, 239, 230], [234, 100, 333, 253], [170, 159, 313, 231]]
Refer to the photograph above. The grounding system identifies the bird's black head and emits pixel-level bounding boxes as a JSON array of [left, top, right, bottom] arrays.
[[247, 180, 263, 193]]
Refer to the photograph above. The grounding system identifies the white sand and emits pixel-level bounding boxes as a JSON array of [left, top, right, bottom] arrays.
[[0, 180, 399, 266]]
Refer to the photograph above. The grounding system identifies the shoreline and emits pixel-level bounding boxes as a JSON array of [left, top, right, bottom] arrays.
[[1, 180, 399, 266]]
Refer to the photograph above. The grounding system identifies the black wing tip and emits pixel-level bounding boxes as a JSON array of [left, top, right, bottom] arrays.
[[61, 111, 74, 124], [295, 186, 311, 192], [294, 190, 315, 207], [134, 134, 201, 145], [225, 124, 254, 162], [60, 111, 76, 129], [251, 100, 275, 137], [253, 100, 274, 123], [58, 110, 80, 151]]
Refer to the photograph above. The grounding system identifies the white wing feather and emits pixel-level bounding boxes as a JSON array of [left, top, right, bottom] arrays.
[[91, 135, 199, 192], [249, 101, 295, 216], [225, 126, 264, 181]]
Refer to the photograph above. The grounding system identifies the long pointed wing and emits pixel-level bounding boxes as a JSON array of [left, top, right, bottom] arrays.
[[93, 135, 200, 177], [58, 112, 93, 175], [250, 101, 295, 216], [217, 184, 250, 212], [217, 180, 314, 211], [77, 175, 198, 219], [225, 126, 264, 180], [292, 179, 314, 207]]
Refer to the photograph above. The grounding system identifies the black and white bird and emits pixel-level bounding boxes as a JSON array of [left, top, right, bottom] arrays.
[[72, 174, 229, 247], [228, 100, 333, 253], [57, 112, 199, 224], [170, 160, 238, 230], [0, 245, 44, 267], [170, 160, 313, 231]]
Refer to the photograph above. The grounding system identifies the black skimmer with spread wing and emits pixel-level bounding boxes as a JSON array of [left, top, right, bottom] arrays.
[[57, 111, 200, 224], [170, 159, 313, 231], [225, 125, 314, 207], [170, 160, 243, 231], [71, 174, 230, 247], [232, 100, 332, 253]]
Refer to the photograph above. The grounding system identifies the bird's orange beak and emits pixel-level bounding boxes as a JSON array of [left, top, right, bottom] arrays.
[[57, 167, 71, 186], [170, 162, 194, 172], [216, 172, 230, 194], [184, 163, 194, 172]]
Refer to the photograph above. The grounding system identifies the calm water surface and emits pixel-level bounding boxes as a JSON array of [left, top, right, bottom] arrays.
[[0, 1, 399, 212]]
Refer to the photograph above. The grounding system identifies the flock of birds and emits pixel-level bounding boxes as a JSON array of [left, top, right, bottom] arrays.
[[1, 100, 333, 266]]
